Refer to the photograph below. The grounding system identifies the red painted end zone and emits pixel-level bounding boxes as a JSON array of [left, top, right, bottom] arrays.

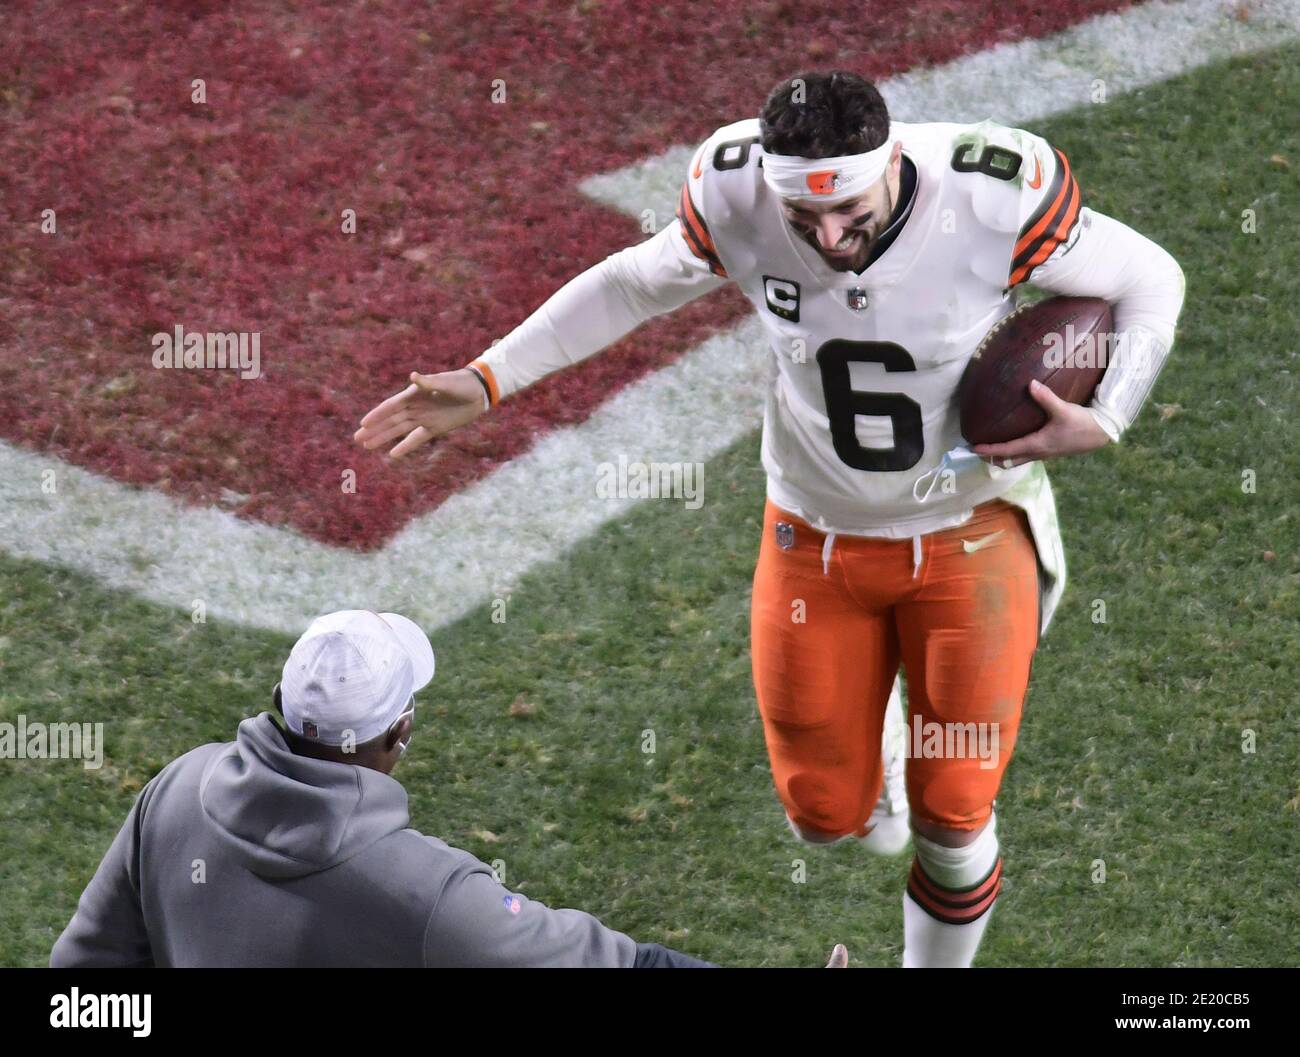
[[0, 0, 1137, 548]]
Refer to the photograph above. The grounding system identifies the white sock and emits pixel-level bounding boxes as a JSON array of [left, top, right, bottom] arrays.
[[902, 816, 1001, 968]]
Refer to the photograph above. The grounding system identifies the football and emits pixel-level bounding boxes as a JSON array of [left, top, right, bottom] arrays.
[[959, 296, 1113, 445], [13, 0, 1297, 983]]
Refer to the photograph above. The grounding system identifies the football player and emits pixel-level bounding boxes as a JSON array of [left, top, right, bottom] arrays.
[[355, 71, 1184, 967]]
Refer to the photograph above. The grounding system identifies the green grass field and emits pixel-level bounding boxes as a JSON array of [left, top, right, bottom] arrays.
[[2, 45, 1296, 968]]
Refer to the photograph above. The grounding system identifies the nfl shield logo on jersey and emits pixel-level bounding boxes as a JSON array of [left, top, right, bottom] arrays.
[[775, 521, 795, 550], [846, 287, 870, 311]]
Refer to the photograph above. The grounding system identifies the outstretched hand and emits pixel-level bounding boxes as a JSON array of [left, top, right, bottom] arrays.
[[972, 379, 1111, 469], [353, 369, 487, 460]]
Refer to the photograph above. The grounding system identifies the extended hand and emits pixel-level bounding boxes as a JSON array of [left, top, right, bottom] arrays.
[[825, 943, 848, 968], [972, 379, 1111, 469], [353, 369, 487, 459]]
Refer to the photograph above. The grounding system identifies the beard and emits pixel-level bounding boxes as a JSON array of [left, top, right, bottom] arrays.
[[807, 228, 876, 271], [802, 178, 896, 272]]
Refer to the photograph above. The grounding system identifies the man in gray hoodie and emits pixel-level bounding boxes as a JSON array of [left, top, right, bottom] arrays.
[[49, 609, 721, 968]]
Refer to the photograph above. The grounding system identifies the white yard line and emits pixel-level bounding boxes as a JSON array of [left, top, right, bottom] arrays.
[[3, 0, 1295, 634]]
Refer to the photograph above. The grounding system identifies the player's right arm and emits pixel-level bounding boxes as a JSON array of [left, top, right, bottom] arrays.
[[355, 148, 729, 459]]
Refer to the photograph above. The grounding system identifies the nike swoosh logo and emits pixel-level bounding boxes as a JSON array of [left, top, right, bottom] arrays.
[[1026, 154, 1042, 189], [692, 147, 704, 180], [961, 530, 1005, 554]]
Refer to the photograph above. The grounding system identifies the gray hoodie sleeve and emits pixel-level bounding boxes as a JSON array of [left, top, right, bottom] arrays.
[[50, 783, 155, 968], [423, 855, 637, 968]]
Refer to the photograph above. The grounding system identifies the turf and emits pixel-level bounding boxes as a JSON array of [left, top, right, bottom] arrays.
[[2, 43, 1297, 967]]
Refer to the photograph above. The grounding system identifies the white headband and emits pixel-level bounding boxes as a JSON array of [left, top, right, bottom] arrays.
[[762, 138, 895, 203]]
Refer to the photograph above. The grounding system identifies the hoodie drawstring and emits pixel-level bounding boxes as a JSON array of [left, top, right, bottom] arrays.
[[912, 535, 923, 580], [822, 531, 836, 576]]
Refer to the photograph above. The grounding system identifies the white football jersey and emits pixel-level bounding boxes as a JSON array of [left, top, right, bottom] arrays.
[[678, 117, 1083, 549]]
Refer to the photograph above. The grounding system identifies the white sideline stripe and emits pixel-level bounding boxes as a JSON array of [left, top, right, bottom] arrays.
[[3, 0, 1295, 635], [0, 321, 770, 634]]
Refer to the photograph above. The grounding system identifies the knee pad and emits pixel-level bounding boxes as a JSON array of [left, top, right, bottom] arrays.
[[913, 812, 999, 890]]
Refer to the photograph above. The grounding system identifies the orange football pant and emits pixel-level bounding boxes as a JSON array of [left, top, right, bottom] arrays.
[[751, 497, 1040, 836]]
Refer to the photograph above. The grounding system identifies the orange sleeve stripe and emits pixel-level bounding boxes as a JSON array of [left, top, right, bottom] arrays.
[[1028, 172, 1080, 265], [677, 184, 718, 257], [1013, 149, 1074, 258], [1008, 176, 1080, 286], [675, 184, 727, 277], [1009, 148, 1081, 286], [1033, 177, 1080, 264], [467, 360, 500, 406]]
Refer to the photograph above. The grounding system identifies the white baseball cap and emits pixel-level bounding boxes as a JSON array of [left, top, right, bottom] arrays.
[[280, 610, 435, 746]]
